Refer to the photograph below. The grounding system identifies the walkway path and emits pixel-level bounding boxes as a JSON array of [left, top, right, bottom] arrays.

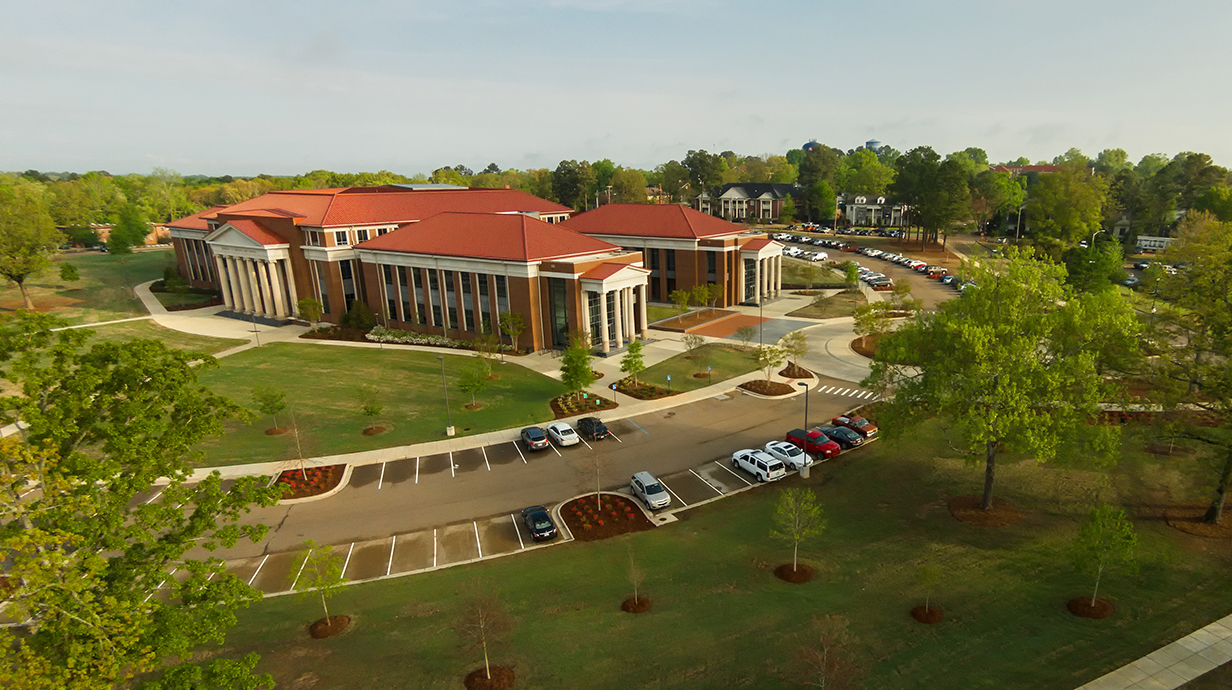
[[1075, 614, 1232, 690]]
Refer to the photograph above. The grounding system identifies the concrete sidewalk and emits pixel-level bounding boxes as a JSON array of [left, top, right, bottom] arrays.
[[1076, 613, 1232, 689]]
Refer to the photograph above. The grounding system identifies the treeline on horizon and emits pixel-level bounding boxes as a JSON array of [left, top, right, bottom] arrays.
[[4, 143, 1232, 248]]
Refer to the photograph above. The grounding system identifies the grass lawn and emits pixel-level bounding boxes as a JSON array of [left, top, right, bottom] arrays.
[[78, 320, 246, 355], [782, 257, 847, 288], [787, 290, 868, 319], [211, 424, 1232, 689], [193, 343, 568, 465], [0, 249, 175, 325], [634, 343, 759, 393], [647, 304, 683, 323]]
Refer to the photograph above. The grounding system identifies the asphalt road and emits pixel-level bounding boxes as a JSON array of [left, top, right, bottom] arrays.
[[196, 375, 879, 562]]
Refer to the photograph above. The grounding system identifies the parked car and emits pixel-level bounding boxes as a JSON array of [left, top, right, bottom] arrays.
[[926, 266, 947, 278], [869, 277, 894, 291], [630, 471, 671, 510], [940, 274, 958, 285], [520, 505, 558, 541], [1133, 260, 1152, 270], [731, 449, 787, 482], [784, 429, 841, 460], [546, 422, 580, 447], [819, 425, 865, 449], [908, 260, 927, 270], [832, 414, 878, 439], [764, 440, 812, 470], [576, 417, 610, 441], [1123, 275, 1140, 288], [520, 426, 550, 450]]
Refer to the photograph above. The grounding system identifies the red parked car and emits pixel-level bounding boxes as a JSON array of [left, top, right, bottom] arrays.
[[831, 415, 878, 439], [785, 428, 841, 459]]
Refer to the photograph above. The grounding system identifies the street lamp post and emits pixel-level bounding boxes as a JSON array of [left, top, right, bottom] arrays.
[[1015, 204, 1026, 241], [797, 381, 810, 431], [437, 355, 454, 436], [797, 381, 811, 478]]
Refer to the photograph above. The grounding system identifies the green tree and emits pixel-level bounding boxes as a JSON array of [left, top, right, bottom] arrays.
[[142, 654, 273, 690], [690, 283, 710, 309], [780, 196, 797, 224], [620, 338, 645, 384], [342, 301, 376, 331], [559, 334, 595, 397], [734, 325, 756, 350], [296, 297, 323, 325], [681, 333, 704, 355], [657, 160, 691, 202], [669, 289, 691, 314], [970, 170, 1025, 235], [0, 179, 62, 309], [842, 261, 860, 292], [609, 167, 647, 203], [705, 282, 723, 307], [770, 488, 826, 573], [805, 180, 836, 223], [109, 202, 148, 254], [780, 330, 808, 367], [552, 160, 596, 210], [798, 145, 840, 189], [58, 263, 80, 282], [0, 314, 278, 689], [497, 311, 526, 354], [915, 563, 942, 614], [250, 386, 287, 431], [1073, 504, 1137, 607], [1094, 148, 1131, 177], [458, 359, 489, 407], [683, 149, 728, 193], [591, 159, 617, 198], [456, 580, 513, 684], [1193, 186, 1232, 222], [1027, 163, 1110, 249], [863, 248, 1139, 509], [1062, 238, 1125, 293], [289, 539, 346, 626], [756, 344, 787, 380], [356, 384, 383, 432], [472, 331, 500, 377]]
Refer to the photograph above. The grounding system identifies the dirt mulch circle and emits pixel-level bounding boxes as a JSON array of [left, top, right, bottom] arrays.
[[613, 377, 675, 400], [464, 403, 483, 410], [362, 426, 386, 436], [265, 426, 291, 436], [1067, 597, 1116, 619], [778, 362, 813, 379], [275, 465, 346, 500], [910, 606, 944, 624], [560, 494, 655, 541], [550, 393, 617, 419], [851, 335, 879, 359], [621, 596, 653, 613], [1164, 505, 1232, 539], [692, 372, 711, 379], [947, 495, 1023, 528], [739, 380, 796, 396], [308, 615, 351, 638], [774, 563, 815, 584], [464, 666, 515, 690]]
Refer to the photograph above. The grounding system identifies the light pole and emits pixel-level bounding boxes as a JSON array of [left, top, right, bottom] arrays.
[[797, 380, 811, 478], [1015, 204, 1026, 241], [437, 355, 454, 436], [797, 381, 810, 431]]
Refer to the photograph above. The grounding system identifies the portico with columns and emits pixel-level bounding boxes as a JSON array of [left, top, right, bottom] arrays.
[[739, 238, 784, 305], [579, 263, 651, 355], [204, 222, 298, 321]]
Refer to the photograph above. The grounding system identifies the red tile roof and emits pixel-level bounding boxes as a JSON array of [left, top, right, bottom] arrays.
[[224, 219, 286, 246], [357, 212, 621, 263], [166, 206, 226, 231], [580, 262, 649, 281], [561, 204, 749, 240], [741, 238, 774, 251], [183, 186, 573, 229]]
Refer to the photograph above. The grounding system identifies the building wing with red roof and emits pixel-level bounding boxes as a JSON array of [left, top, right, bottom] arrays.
[[560, 203, 748, 239], [357, 212, 619, 262]]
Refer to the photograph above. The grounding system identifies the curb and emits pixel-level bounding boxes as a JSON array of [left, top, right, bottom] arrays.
[[272, 464, 354, 505]]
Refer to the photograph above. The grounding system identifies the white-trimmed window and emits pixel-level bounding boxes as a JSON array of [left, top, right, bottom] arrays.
[[334, 231, 350, 246]]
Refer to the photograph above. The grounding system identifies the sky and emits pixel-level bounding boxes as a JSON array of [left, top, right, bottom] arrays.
[[1, 0, 1229, 177]]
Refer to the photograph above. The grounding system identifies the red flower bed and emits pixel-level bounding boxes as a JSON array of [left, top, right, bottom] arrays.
[[274, 464, 346, 500], [560, 493, 655, 542]]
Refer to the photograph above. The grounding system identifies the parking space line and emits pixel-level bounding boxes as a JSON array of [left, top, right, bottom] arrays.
[[660, 480, 689, 507], [341, 543, 355, 576], [513, 441, 527, 464], [580, 437, 593, 450], [433, 529, 438, 568], [415, 457, 420, 484], [247, 555, 269, 586], [144, 568, 176, 602], [377, 462, 386, 489], [145, 489, 164, 504], [290, 550, 309, 590], [628, 420, 650, 435], [548, 442, 562, 457], [511, 514, 525, 549], [449, 452, 455, 478], [609, 431, 623, 443], [473, 521, 483, 558], [715, 461, 753, 486], [386, 536, 396, 576], [690, 468, 724, 495], [480, 446, 491, 471]]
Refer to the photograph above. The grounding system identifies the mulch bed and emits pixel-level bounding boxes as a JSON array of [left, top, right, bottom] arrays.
[[774, 563, 815, 584], [591, 370, 604, 380], [947, 495, 1023, 528], [550, 393, 617, 419], [1164, 504, 1232, 539], [653, 308, 736, 331], [851, 335, 879, 359], [464, 666, 515, 690], [265, 426, 290, 436], [613, 377, 675, 400], [778, 362, 813, 379], [739, 380, 795, 396], [308, 615, 351, 638], [1067, 597, 1116, 619], [559, 494, 655, 542], [300, 327, 370, 342], [274, 465, 346, 500], [621, 596, 653, 613], [910, 606, 944, 624], [166, 297, 224, 311], [362, 426, 386, 436]]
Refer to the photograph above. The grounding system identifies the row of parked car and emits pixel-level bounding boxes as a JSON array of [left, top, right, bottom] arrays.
[[858, 247, 980, 293], [729, 414, 880, 482]]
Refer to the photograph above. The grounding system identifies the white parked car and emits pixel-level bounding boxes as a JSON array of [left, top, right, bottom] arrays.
[[631, 471, 671, 510], [810, 251, 829, 261], [764, 440, 811, 471], [546, 422, 580, 447], [731, 449, 787, 482]]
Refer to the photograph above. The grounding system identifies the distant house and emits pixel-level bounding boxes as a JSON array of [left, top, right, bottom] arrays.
[[696, 183, 801, 221], [838, 194, 908, 227], [990, 164, 1062, 176]]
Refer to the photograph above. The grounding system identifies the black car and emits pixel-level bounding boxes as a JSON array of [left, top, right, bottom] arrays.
[[1134, 260, 1151, 270], [819, 425, 865, 449], [520, 426, 550, 450], [520, 506, 557, 541], [576, 417, 610, 441]]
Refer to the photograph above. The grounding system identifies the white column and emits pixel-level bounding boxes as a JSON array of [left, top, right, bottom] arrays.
[[256, 261, 273, 317], [283, 260, 300, 316], [244, 260, 262, 316], [763, 258, 771, 299], [269, 260, 288, 318], [214, 256, 234, 309], [622, 288, 632, 341], [233, 258, 252, 313], [613, 287, 624, 347], [754, 256, 762, 304], [598, 289, 610, 354], [580, 290, 591, 345], [637, 284, 649, 338], [777, 255, 783, 297]]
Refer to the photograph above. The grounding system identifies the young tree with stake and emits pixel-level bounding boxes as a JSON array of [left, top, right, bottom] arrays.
[[756, 344, 787, 381], [620, 338, 645, 384], [356, 384, 383, 433], [289, 540, 346, 632], [497, 311, 526, 354], [669, 288, 691, 314], [457, 580, 513, 683], [915, 563, 942, 615], [735, 325, 757, 350], [250, 386, 287, 433], [1074, 504, 1137, 609], [458, 359, 489, 408], [770, 488, 827, 573]]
